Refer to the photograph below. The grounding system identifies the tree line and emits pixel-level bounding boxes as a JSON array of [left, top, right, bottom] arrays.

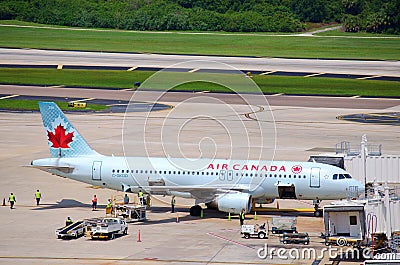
[[0, 0, 398, 34]]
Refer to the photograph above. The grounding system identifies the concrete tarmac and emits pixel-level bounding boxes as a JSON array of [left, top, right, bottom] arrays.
[[0, 90, 399, 264]]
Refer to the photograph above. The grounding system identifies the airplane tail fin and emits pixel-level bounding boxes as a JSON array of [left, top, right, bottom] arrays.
[[38, 102, 100, 158]]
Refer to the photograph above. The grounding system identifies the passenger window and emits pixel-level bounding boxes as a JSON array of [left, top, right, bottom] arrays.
[[112, 169, 115, 173], [131, 170, 134, 173], [121, 170, 124, 173], [140, 170, 143, 173], [117, 170, 120, 173]]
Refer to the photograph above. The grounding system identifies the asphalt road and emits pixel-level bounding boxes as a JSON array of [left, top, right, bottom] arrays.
[[1, 48, 399, 77]]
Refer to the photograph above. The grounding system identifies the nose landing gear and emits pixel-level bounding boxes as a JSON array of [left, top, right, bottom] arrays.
[[313, 199, 323, 217]]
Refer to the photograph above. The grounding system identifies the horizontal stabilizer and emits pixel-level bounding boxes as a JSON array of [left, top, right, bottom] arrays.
[[27, 165, 74, 174]]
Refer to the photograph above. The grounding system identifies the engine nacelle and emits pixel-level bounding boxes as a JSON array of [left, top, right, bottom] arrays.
[[213, 193, 252, 214]]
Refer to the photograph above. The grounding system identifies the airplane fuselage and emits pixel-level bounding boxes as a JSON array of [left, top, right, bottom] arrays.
[[33, 156, 362, 201]]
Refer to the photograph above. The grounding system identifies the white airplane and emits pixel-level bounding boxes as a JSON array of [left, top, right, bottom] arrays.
[[31, 102, 364, 217]]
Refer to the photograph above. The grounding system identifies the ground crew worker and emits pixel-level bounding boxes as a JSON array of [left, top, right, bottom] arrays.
[[35, 189, 41, 206], [65, 217, 73, 226], [138, 190, 144, 205], [92, 195, 97, 210], [8, 193, 16, 209], [123, 194, 129, 204], [239, 209, 245, 226], [146, 195, 151, 208], [106, 199, 112, 215], [171, 195, 176, 213], [106, 199, 112, 208]]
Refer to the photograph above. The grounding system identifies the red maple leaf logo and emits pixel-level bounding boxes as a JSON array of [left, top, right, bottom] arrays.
[[47, 124, 74, 148], [291, 165, 302, 174]]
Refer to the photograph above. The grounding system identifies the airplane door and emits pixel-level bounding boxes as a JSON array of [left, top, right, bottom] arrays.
[[219, 170, 226, 181], [310, 167, 320, 188], [92, 161, 102, 181]]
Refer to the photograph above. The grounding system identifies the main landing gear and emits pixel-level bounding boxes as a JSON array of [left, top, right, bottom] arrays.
[[313, 199, 323, 217], [190, 205, 202, 216]]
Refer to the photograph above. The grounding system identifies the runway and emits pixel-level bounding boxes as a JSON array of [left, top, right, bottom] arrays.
[[1, 48, 399, 79]]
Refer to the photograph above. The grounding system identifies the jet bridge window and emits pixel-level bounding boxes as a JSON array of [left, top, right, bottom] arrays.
[[350, 215, 357, 225]]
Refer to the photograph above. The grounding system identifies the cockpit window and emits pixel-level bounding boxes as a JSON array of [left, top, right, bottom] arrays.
[[333, 173, 352, 180]]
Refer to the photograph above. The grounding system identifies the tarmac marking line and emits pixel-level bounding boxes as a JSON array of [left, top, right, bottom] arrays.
[[195, 90, 210, 94], [304, 73, 325, 78], [71, 97, 96, 103], [207, 232, 256, 249], [0, 94, 19, 100], [357, 75, 381, 80], [188, 68, 200, 73], [260, 71, 276, 75], [127, 66, 137, 71]]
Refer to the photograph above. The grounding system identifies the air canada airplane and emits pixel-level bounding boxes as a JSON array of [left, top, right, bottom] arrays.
[[31, 102, 364, 217]]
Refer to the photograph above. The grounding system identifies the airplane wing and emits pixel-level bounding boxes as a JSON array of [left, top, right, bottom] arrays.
[[123, 183, 251, 201]]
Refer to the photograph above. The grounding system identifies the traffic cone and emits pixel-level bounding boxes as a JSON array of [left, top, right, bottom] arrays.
[[254, 211, 257, 220], [137, 229, 141, 242], [228, 212, 231, 221], [200, 209, 204, 218], [2, 198, 5, 206]]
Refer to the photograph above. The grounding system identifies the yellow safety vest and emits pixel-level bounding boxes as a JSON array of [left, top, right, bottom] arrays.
[[138, 192, 143, 198], [9, 195, 15, 202], [35, 192, 41, 199]]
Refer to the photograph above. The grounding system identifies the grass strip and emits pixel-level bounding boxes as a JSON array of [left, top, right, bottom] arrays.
[[0, 68, 399, 97], [0, 21, 399, 60], [0, 99, 109, 111]]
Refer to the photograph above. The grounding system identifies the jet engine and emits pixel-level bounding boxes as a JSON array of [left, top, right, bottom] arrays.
[[211, 193, 252, 214]]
